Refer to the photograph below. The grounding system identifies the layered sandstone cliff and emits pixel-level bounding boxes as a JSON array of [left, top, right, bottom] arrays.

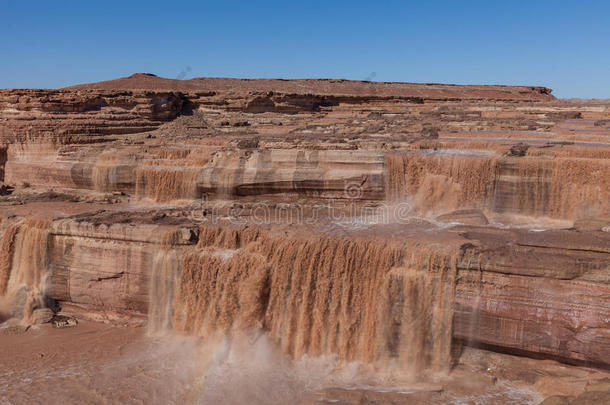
[[1, 74, 608, 374]]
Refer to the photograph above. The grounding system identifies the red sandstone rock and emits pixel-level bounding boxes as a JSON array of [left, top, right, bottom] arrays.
[[66, 73, 555, 101], [0, 75, 609, 373], [436, 209, 489, 225]]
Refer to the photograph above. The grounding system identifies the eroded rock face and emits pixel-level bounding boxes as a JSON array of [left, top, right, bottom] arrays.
[[0, 75, 609, 371], [0, 89, 184, 145], [573, 217, 610, 232], [65, 73, 555, 101], [454, 226, 610, 365]]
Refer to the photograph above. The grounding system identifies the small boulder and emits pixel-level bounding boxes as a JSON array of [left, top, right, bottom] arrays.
[[0, 183, 14, 196], [506, 142, 530, 157], [422, 126, 440, 139], [436, 209, 489, 226], [51, 315, 78, 329], [31, 308, 54, 324], [573, 217, 610, 232], [236, 137, 260, 149]]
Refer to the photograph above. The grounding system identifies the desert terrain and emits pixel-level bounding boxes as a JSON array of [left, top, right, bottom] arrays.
[[0, 74, 609, 404]]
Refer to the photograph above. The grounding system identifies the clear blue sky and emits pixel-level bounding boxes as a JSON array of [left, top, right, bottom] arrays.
[[2, 1, 609, 98]]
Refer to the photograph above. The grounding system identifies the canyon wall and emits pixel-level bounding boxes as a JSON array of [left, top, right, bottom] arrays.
[[1, 75, 608, 374], [1, 215, 607, 367], [2, 80, 606, 218]]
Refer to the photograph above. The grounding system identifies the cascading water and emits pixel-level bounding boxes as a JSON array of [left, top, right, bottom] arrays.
[[385, 152, 497, 215], [148, 249, 181, 334], [135, 167, 201, 202], [0, 220, 20, 296], [148, 229, 189, 334], [493, 157, 609, 218], [0, 219, 51, 323], [385, 152, 610, 219], [148, 225, 458, 379]]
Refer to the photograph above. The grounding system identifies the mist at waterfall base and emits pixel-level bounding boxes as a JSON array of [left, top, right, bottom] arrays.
[[1, 322, 544, 404], [140, 225, 458, 403]]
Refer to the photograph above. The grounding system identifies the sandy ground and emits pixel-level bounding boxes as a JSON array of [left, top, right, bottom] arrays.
[[1, 320, 607, 405], [0, 321, 212, 404]]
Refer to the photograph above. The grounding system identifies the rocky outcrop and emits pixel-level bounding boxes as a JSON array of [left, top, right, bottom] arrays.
[[0, 75, 557, 147], [46, 220, 196, 323], [0, 89, 184, 144], [436, 209, 489, 225], [454, 226, 610, 365], [66, 73, 556, 101], [574, 217, 610, 232]]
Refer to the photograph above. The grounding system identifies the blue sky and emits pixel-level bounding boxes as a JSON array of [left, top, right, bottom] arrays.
[[2, 1, 609, 98]]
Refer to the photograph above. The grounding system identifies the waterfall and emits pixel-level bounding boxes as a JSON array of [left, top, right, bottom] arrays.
[[135, 167, 201, 202], [149, 225, 458, 379], [0, 219, 51, 323], [385, 152, 609, 219]]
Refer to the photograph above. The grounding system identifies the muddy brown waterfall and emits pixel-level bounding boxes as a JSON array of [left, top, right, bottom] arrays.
[[0, 219, 51, 323], [385, 152, 610, 218], [149, 225, 458, 378]]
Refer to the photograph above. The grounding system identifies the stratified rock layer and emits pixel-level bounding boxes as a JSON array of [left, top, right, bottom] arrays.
[[1, 74, 608, 370]]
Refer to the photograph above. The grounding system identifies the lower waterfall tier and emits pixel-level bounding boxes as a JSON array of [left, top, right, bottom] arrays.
[[1, 213, 608, 368]]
